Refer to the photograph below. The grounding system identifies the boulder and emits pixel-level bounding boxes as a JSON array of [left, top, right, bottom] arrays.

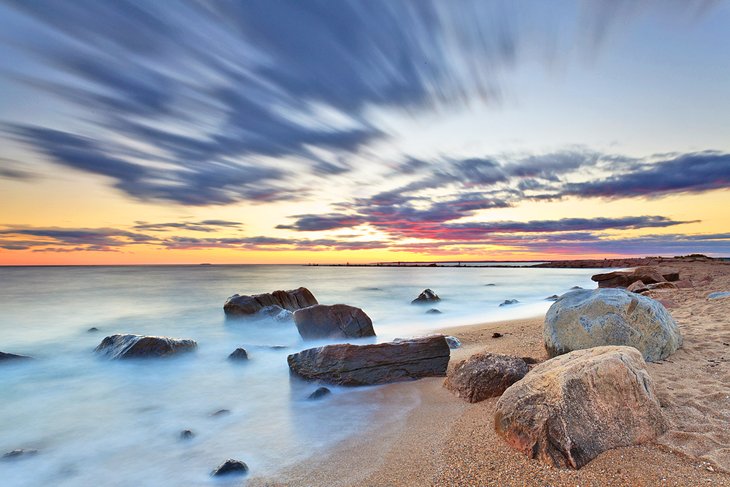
[[293, 304, 375, 340], [627, 280, 648, 293], [499, 299, 519, 307], [411, 289, 440, 304], [287, 336, 450, 386], [228, 348, 249, 361], [544, 288, 682, 362], [307, 387, 331, 400], [494, 346, 666, 469], [211, 459, 248, 476], [95, 334, 197, 359], [223, 287, 317, 315], [444, 352, 529, 403], [591, 267, 666, 288], [0, 351, 32, 362]]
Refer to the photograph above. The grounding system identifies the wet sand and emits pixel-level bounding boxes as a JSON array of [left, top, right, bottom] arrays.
[[250, 261, 730, 486]]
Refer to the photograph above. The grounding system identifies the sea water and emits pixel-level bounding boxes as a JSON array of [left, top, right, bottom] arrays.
[[0, 264, 600, 486]]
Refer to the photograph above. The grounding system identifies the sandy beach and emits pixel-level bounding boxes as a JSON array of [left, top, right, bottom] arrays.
[[250, 260, 730, 486]]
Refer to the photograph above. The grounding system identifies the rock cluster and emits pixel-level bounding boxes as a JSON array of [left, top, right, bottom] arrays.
[[293, 304, 375, 340], [95, 334, 197, 359], [223, 287, 317, 315]]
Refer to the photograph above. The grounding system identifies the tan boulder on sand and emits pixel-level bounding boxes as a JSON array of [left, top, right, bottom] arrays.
[[495, 346, 666, 469], [444, 352, 529, 403]]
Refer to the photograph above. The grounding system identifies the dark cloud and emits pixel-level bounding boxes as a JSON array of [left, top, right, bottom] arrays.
[[133, 220, 243, 232], [276, 214, 368, 231], [0, 227, 153, 252]]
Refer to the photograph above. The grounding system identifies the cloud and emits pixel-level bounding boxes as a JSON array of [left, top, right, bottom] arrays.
[[0, 226, 153, 252], [133, 220, 243, 232], [276, 214, 368, 231]]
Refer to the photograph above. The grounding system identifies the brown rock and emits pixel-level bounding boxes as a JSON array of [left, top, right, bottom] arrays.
[[660, 269, 680, 282], [293, 304, 375, 339], [674, 279, 694, 289], [647, 281, 678, 290], [223, 287, 317, 315], [95, 334, 197, 359], [627, 280, 649, 293], [287, 336, 450, 386], [444, 352, 529, 403], [494, 346, 666, 469], [591, 267, 666, 288]]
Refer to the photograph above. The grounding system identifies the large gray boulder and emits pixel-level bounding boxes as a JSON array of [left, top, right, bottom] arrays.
[[293, 304, 375, 339], [544, 288, 681, 362], [95, 334, 197, 359], [287, 336, 450, 386], [495, 346, 666, 469], [223, 287, 317, 315], [444, 352, 529, 403]]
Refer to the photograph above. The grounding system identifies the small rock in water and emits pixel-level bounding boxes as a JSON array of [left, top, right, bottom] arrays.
[[545, 295, 559, 301], [499, 299, 519, 307], [211, 459, 248, 477], [180, 430, 194, 440], [228, 348, 249, 361], [708, 291, 730, 300], [210, 409, 231, 417], [445, 336, 461, 349], [260, 305, 293, 322], [426, 308, 442, 314], [411, 288, 440, 304], [2, 449, 38, 460], [492, 332, 503, 339], [307, 387, 331, 400], [0, 351, 32, 362], [485, 283, 496, 286], [87, 327, 99, 332], [570, 286, 583, 290]]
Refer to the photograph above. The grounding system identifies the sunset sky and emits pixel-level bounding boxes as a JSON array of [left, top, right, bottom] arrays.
[[1, 0, 729, 265]]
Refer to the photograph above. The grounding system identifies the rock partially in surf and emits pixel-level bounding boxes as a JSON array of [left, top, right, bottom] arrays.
[[708, 291, 730, 300], [211, 459, 248, 477], [94, 334, 197, 359], [426, 308, 442, 314], [307, 387, 331, 400], [223, 287, 317, 316], [544, 288, 682, 362], [485, 283, 496, 287], [545, 295, 560, 301], [293, 304, 375, 340], [260, 305, 294, 322], [87, 327, 100, 333], [499, 299, 519, 307], [494, 346, 666, 469], [228, 348, 249, 361], [411, 289, 440, 304], [445, 336, 461, 349], [2, 449, 38, 460], [444, 352, 529, 403], [0, 351, 32, 362], [210, 409, 230, 417], [287, 336, 450, 386], [180, 430, 194, 440]]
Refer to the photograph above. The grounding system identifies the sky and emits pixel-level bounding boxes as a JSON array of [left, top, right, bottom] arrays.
[[0, 0, 729, 265]]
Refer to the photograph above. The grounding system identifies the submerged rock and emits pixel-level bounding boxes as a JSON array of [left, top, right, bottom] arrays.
[[228, 348, 249, 361], [444, 352, 528, 403], [0, 351, 32, 362], [445, 336, 461, 349], [2, 449, 38, 460], [259, 305, 294, 322], [210, 409, 230, 417], [94, 334, 197, 359], [211, 459, 248, 477], [87, 327, 100, 333], [288, 336, 450, 386], [426, 308, 442, 314], [179, 430, 194, 440], [293, 304, 375, 340], [307, 387, 332, 400], [499, 299, 519, 307], [411, 289, 440, 304], [223, 287, 317, 316], [544, 288, 682, 362], [495, 346, 666, 469]]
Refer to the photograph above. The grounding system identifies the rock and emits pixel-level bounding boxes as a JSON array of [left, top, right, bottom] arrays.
[[411, 289, 440, 304], [492, 332, 503, 338], [0, 351, 32, 362], [708, 291, 730, 300], [499, 299, 519, 307], [544, 288, 682, 362], [485, 283, 496, 286], [444, 352, 529, 403], [260, 305, 294, 322], [494, 346, 666, 469], [647, 281, 677, 291], [545, 295, 559, 301], [223, 287, 317, 316], [211, 409, 230, 417], [674, 279, 694, 289], [2, 449, 38, 460], [627, 280, 649, 293], [211, 459, 248, 477], [228, 348, 249, 361], [287, 336, 450, 386], [445, 336, 461, 349], [426, 308, 442, 314], [660, 269, 680, 282], [293, 304, 375, 340], [591, 266, 666, 288], [87, 327, 99, 333], [307, 387, 331, 400], [94, 335, 197, 359], [570, 286, 583, 290], [657, 299, 678, 309], [180, 430, 194, 440]]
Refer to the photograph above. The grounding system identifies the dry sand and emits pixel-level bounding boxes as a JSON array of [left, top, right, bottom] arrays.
[[250, 261, 730, 486]]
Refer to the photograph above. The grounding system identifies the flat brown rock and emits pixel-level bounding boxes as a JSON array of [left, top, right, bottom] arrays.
[[591, 267, 667, 288], [444, 352, 528, 403], [293, 304, 375, 339], [223, 287, 317, 315]]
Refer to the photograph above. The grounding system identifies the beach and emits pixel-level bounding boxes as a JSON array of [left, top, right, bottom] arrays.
[[250, 260, 730, 486]]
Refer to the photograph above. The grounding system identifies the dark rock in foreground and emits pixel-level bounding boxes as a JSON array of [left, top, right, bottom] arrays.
[[95, 334, 197, 359], [544, 288, 682, 362], [293, 304, 375, 340], [288, 336, 450, 386], [224, 287, 317, 315], [307, 387, 331, 400], [228, 348, 249, 361], [444, 352, 528, 403], [0, 351, 32, 362], [411, 289, 440, 304], [499, 299, 518, 307], [211, 459, 248, 477], [2, 449, 38, 460], [495, 346, 666, 469]]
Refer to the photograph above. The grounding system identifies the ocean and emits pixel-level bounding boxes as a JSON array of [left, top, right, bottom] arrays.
[[0, 264, 600, 486]]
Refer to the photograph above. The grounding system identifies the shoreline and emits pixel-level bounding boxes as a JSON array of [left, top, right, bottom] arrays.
[[250, 260, 730, 486]]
